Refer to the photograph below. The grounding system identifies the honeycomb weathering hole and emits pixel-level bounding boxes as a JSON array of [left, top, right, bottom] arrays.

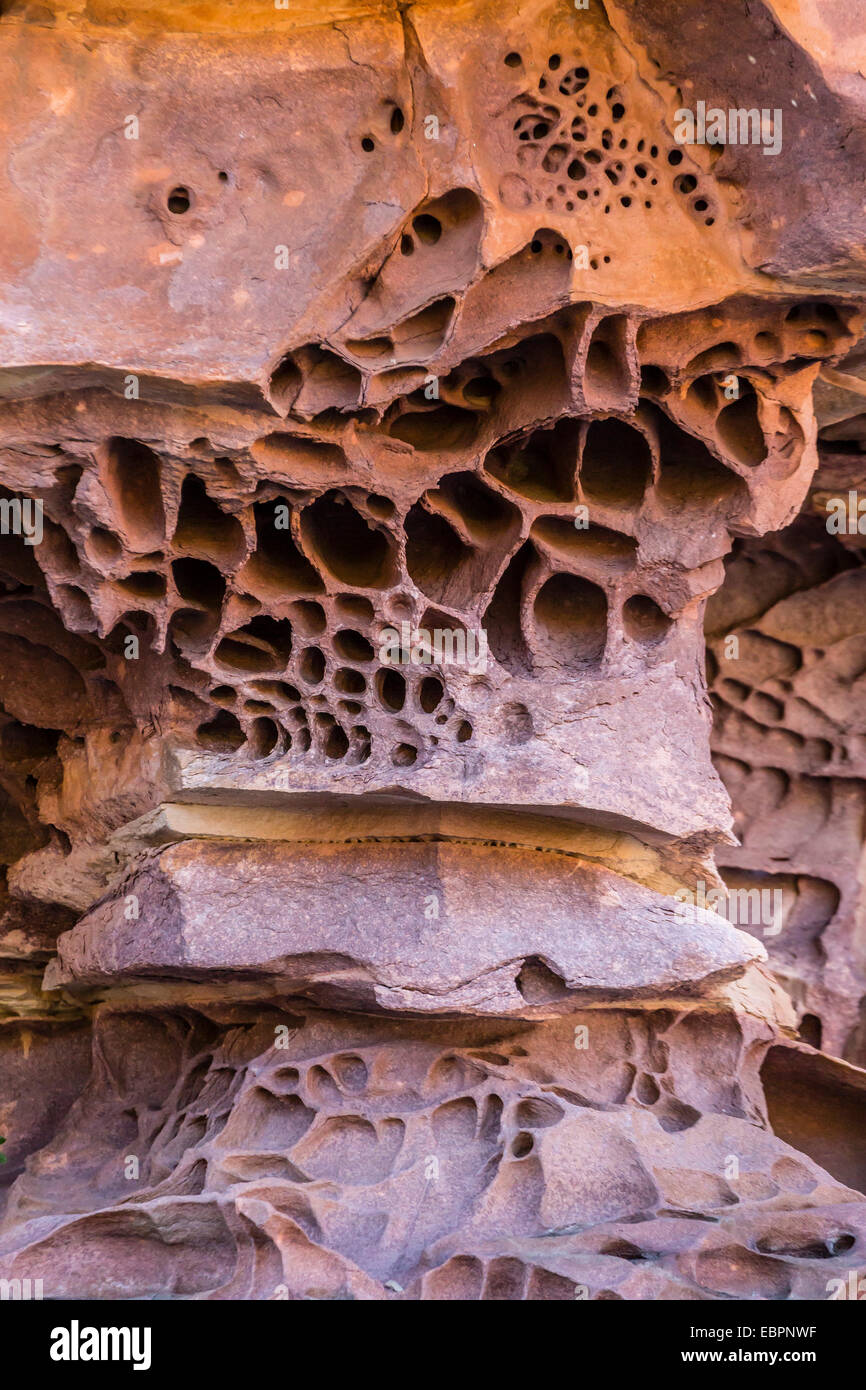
[[516, 956, 570, 1003], [251, 434, 348, 483], [172, 558, 226, 610], [174, 474, 245, 566], [196, 710, 245, 751], [585, 317, 631, 405], [405, 503, 473, 608], [167, 186, 191, 214], [717, 391, 766, 467], [432, 471, 520, 546], [485, 421, 579, 503], [101, 438, 166, 552], [244, 499, 324, 598], [334, 629, 374, 662], [651, 406, 745, 507], [534, 572, 607, 667], [302, 492, 396, 589], [484, 542, 535, 676], [388, 404, 479, 450], [531, 517, 637, 573], [377, 667, 406, 712], [581, 418, 652, 506], [622, 594, 672, 645]]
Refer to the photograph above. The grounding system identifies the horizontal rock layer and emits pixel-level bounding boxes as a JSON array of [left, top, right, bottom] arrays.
[[2, 1003, 864, 1301], [45, 838, 763, 1012]]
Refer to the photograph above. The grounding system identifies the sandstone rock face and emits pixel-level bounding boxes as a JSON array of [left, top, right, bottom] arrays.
[[0, 0, 865, 1301], [707, 508, 866, 1061], [44, 839, 763, 1010], [3, 1004, 866, 1302]]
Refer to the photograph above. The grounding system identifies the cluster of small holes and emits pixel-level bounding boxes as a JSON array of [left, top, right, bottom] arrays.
[[165, 170, 232, 216], [34, 284, 838, 774], [40, 349, 776, 761], [38, 449, 483, 769], [708, 514, 864, 778], [400, 212, 443, 259], [360, 104, 405, 155], [498, 51, 717, 227], [189, 579, 476, 768]]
